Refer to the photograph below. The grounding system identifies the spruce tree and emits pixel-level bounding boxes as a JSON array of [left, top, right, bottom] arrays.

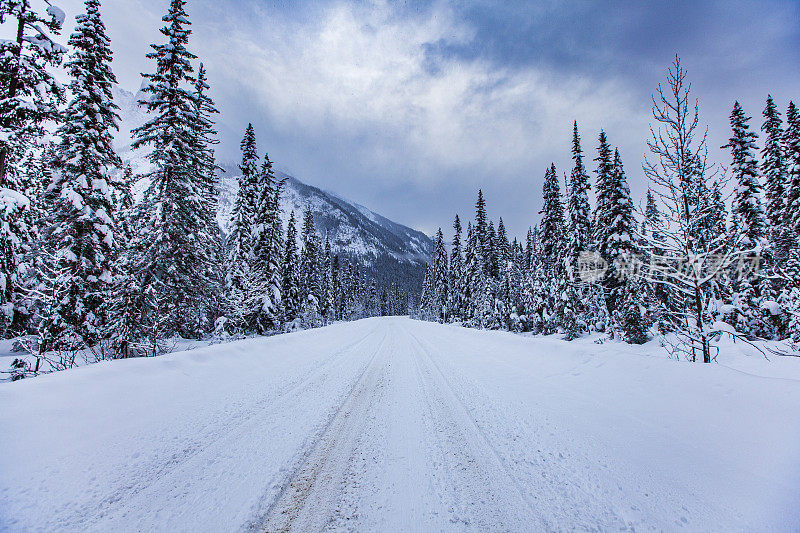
[[0, 0, 65, 186], [0, 1, 64, 334], [39, 0, 121, 351], [322, 234, 334, 322], [228, 124, 259, 264], [252, 153, 281, 331], [281, 211, 300, 323], [566, 121, 592, 275], [127, 0, 215, 338], [723, 101, 764, 247], [593, 130, 615, 261], [539, 163, 565, 273], [785, 102, 800, 251], [300, 208, 322, 326], [761, 95, 787, 253], [432, 228, 448, 321], [449, 214, 463, 319], [474, 189, 488, 268]]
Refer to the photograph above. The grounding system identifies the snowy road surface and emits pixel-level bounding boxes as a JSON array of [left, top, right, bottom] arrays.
[[2, 317, 799, 531]]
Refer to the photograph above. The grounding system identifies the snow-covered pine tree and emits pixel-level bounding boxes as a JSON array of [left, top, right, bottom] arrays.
[[785, 102, 800, 253], [448, 214, 463, 320], [723, 102, 769, 336], [486, 220, 498, 280], [38, 0, 121, 354], [127, 0, 216, 339], [322, 234, 334, 322], [0, 0, 65, 186], [539, 163, 567, 334], [617, 277, 650, 344], [593, 131, 614, 259], [432, 227, 448, 321], [761, 95, 787, 256], [228, 124, 258, 265], [539, 164, 565, 274], [462, 221, 481, 322], [723, 101, 765, 249], [251, 153, 281, 332], [566, 121, 592, 275], [300, 207, 322, 327], [779, 102, 800, 341], [474, 189, 488, 272], [281, 211, 300, 324], [0, 0, 65, 336]]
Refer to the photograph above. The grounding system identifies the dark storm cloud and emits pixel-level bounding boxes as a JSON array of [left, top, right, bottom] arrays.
[[43, 0, 800, 238]]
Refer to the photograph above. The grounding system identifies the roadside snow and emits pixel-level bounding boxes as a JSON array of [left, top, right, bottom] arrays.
[[1, 317, 798, 531]]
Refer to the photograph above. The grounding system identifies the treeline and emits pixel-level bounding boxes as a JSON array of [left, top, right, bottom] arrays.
[[0, 0, 407, 378], [418, 58, 800, 362]]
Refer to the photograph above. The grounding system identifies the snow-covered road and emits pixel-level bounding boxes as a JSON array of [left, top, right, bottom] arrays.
[[2, 317, 799, 531]]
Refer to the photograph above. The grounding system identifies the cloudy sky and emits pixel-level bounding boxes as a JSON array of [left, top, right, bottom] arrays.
[[47, 0, 800, 237]]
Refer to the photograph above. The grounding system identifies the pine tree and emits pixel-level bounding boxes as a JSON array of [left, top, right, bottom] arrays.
[[322, 234, 334, 322], [539, 163, 565, 273], [228, 124, 258, 264], [126, 0, 215, 339], [723, 101, 764, 248], [0, 1, 65, 335], [281, 211, 300, 323], [449, 214, 463, 319], [785, 102, 800, 251], [474, 189, 488, 268], [0, 0, 65, 186], [300, 208, 322, 326], [432, 227, 448, 321], [761, 95, 787, 254], [618, 278, 650, 344], [38, 0, 121, 352], [593, 131, 614, 259], [252, 153, 281, 331], [566, 121, 592, 275]]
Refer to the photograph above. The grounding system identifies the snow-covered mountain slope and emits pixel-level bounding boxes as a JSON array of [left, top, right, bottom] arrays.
[[2, 317, 799, 531], [216, 166, 432, 265], [111, 85, 432, 283]]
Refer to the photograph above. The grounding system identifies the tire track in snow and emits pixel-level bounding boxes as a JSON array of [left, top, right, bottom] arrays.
[[406, 323, 633, 530], [402, 323, 550, 531], [58, 326, 382, 532], [254, 328, 392, 532]]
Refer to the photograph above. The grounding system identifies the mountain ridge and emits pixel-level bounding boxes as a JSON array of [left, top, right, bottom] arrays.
[[112, 85, 432, 288]]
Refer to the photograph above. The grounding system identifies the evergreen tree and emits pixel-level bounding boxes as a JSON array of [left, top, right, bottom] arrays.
[[0, 0, 65, 335], [785, 102, 800, 251], [252, 153, 281, 331], [228, 124, 258, 264], [723, 101, 764, 247], [617, 278, 650, 344], [474, 189, 488, 268], [300, 208, 322, 326], [322, 234, 334, 321], [593, 130, 615, 260], [126, 0, 215, 339], [761, 95, 787, 253], [539, 163, 565, 273], [432, 227, 448, 321], [448, 214, 463, 319], [566, 121, 592, 275], [39, 0, 121, 352], [0, 0, 65, 186], [281, 211, 300, 323]]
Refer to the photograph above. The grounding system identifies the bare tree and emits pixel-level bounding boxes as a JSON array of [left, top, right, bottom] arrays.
[[642, 56, 743, 363]]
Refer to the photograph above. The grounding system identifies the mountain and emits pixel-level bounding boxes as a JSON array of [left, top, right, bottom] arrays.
[[111, 85, 432, 290]]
